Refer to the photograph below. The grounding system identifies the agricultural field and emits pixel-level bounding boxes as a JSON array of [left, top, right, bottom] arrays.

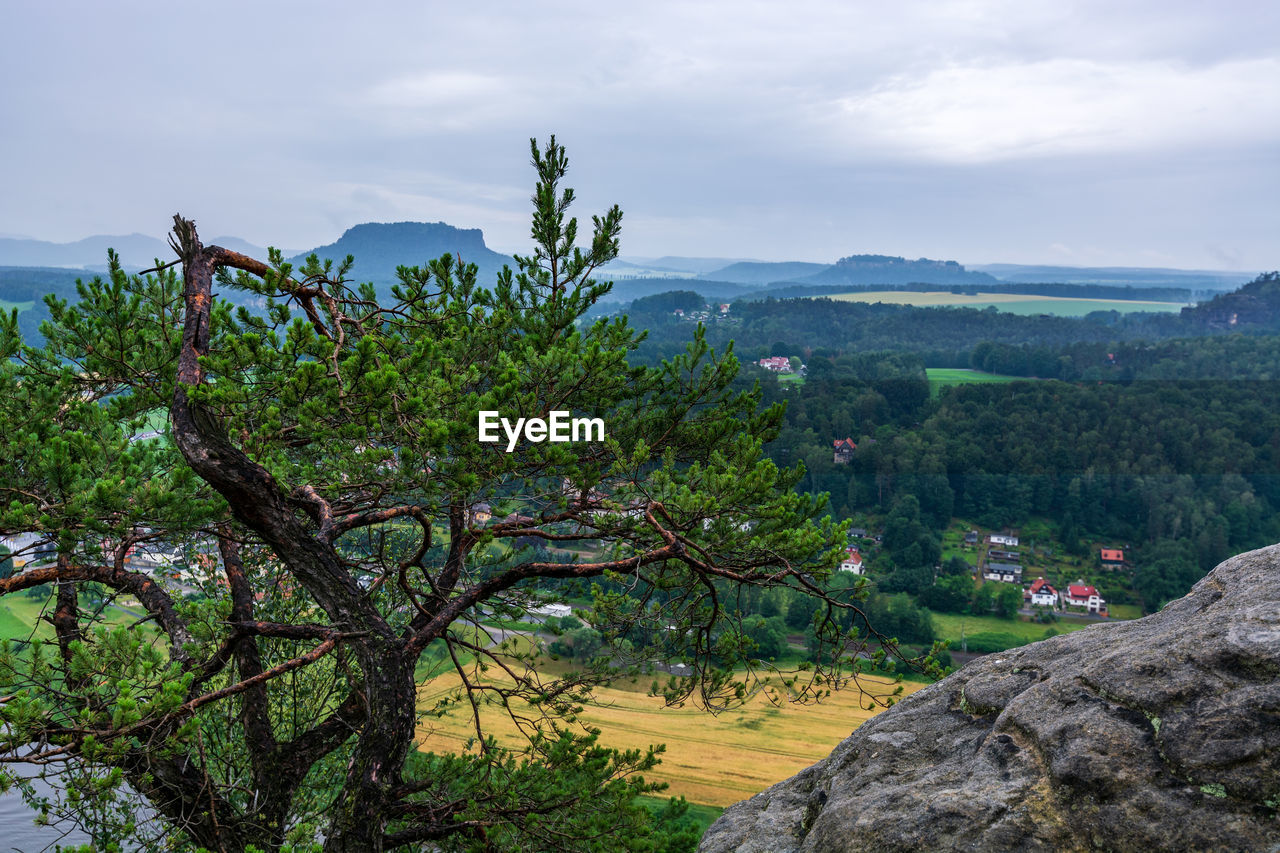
[[416, 652, 921, 808], [926, 367, 1025, 396], [828, 290, 1185, 316], [0, 299, 34, 314]]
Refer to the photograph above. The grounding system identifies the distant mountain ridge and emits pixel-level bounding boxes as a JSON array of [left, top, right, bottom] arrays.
[[1, 221, 1258, 299], [973, 263, 1250, 291], [0, 233, 278, 271], [804, 254, 996, 287], [291, 221, 515, 288], [697, 261, 830, 284]]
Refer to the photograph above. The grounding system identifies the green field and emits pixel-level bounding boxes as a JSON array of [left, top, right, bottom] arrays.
[[0, 299, 34, 313], [637, 795, 724, 835], [827, 290, 1185, 316], [0, 593, 58, 643], [926, 368, 1026, 396], [930, 610, 1100, 648]]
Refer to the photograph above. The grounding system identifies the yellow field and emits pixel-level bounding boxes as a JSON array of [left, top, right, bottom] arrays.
[[416, 662, 922, 807]]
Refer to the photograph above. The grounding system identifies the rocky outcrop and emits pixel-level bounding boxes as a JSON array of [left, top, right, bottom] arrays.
[[700, 546, 1280, 852]]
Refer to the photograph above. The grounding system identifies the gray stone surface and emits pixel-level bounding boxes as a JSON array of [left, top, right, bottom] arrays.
[[700, 545, 1280, 852]]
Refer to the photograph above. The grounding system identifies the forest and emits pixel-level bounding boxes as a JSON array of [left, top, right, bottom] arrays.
[[623, 272, 1280, 622]]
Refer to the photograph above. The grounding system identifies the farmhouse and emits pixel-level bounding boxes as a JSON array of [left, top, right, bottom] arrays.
[[838, 548, 864, 574], [1063, 582, 1106, 614], [832, 438, 857, 464], [988, 533, 1019, 547], [1100, 548, 1126, 569], [963, 530, 979, 545], [984, 562, 1022, 583], [469, 502, 492, 525], [1027, 577, 1058, 608]]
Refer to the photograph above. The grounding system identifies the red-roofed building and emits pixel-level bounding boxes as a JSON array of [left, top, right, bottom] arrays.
[[758, 356, 792, 372], [833, 438, 857, 464], [839, 547, 864, 574], [1100, 548, 1125, 568], [1027, 577, 1058, 608], [1063, 582, 1105, 614]]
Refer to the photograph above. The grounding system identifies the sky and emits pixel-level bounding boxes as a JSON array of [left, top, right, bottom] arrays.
[[1, 1, 1277, 270]]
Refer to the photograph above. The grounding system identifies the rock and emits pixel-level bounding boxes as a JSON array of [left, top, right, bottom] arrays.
[[699, 545, 1280, 852]]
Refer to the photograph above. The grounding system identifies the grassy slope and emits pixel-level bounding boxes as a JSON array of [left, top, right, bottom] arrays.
[[929, 611, 1096, 645]]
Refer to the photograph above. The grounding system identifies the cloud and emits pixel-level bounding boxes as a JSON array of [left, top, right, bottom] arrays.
[[831, 58, 1280, 162]]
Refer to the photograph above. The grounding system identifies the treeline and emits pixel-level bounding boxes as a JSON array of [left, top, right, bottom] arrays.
[[971, 334, 1280, 380], [626, 272, 1280, 368], [631, 297, 1182, 368], [753, 281, 1196, 303]]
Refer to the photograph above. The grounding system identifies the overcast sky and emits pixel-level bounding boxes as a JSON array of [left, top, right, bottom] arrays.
[[2, 1, 1276, 269]]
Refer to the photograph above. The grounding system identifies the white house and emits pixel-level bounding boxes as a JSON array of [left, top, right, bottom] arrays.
[[838, 548, 864, 574], [1062, 582, 1105, 614], [1027, 578, 1058, 608], [988, 533, 1019, 547], [984, 561, 1022, 583], [1, 532, 56, 568]]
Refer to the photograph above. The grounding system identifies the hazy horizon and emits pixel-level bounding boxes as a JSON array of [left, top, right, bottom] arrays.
[[2, 2, 1276, 270]]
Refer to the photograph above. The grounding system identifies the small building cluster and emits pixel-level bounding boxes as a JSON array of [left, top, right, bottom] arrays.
[[757, 356, 794, 372], [982, 532, 1023, 584], [1023, 576, 1107, 615]]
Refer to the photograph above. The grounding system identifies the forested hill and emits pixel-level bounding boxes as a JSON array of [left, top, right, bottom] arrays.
[[697, 260, 830, 284], [802, 254, 996, 287], [1180, 271, 1280, 329], [291, 222, 515, 289]]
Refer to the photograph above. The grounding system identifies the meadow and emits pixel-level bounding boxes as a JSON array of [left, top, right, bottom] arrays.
[[415, 653, 921, 808], [929, 610, 1098, 646], [926, 367, 1025, 396], [827, 290, 1185, 316]]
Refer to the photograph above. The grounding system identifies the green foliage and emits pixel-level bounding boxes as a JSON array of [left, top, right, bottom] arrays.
[[1134, 539, 1205, 612], [0, 139, 897, 851], [919, 574, 974, 614]]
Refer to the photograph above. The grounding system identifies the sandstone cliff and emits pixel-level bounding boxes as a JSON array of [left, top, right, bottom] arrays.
[[700, 545, 1280, 852]]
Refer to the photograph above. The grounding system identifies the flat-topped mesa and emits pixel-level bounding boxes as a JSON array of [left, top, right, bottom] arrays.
[[700, 545, 1280, 853]]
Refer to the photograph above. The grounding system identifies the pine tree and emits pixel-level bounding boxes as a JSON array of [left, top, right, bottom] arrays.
[[0, 138, 923, 851]]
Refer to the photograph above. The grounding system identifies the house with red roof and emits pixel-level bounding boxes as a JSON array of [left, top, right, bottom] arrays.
[[838, 547, 864, 574], [1100, 548, 1126, 569], [758, 356, 792, 372], [832, 438, 857, 464], [1027, 577, 1058, 608], [1062, 581, 1105, 614]]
